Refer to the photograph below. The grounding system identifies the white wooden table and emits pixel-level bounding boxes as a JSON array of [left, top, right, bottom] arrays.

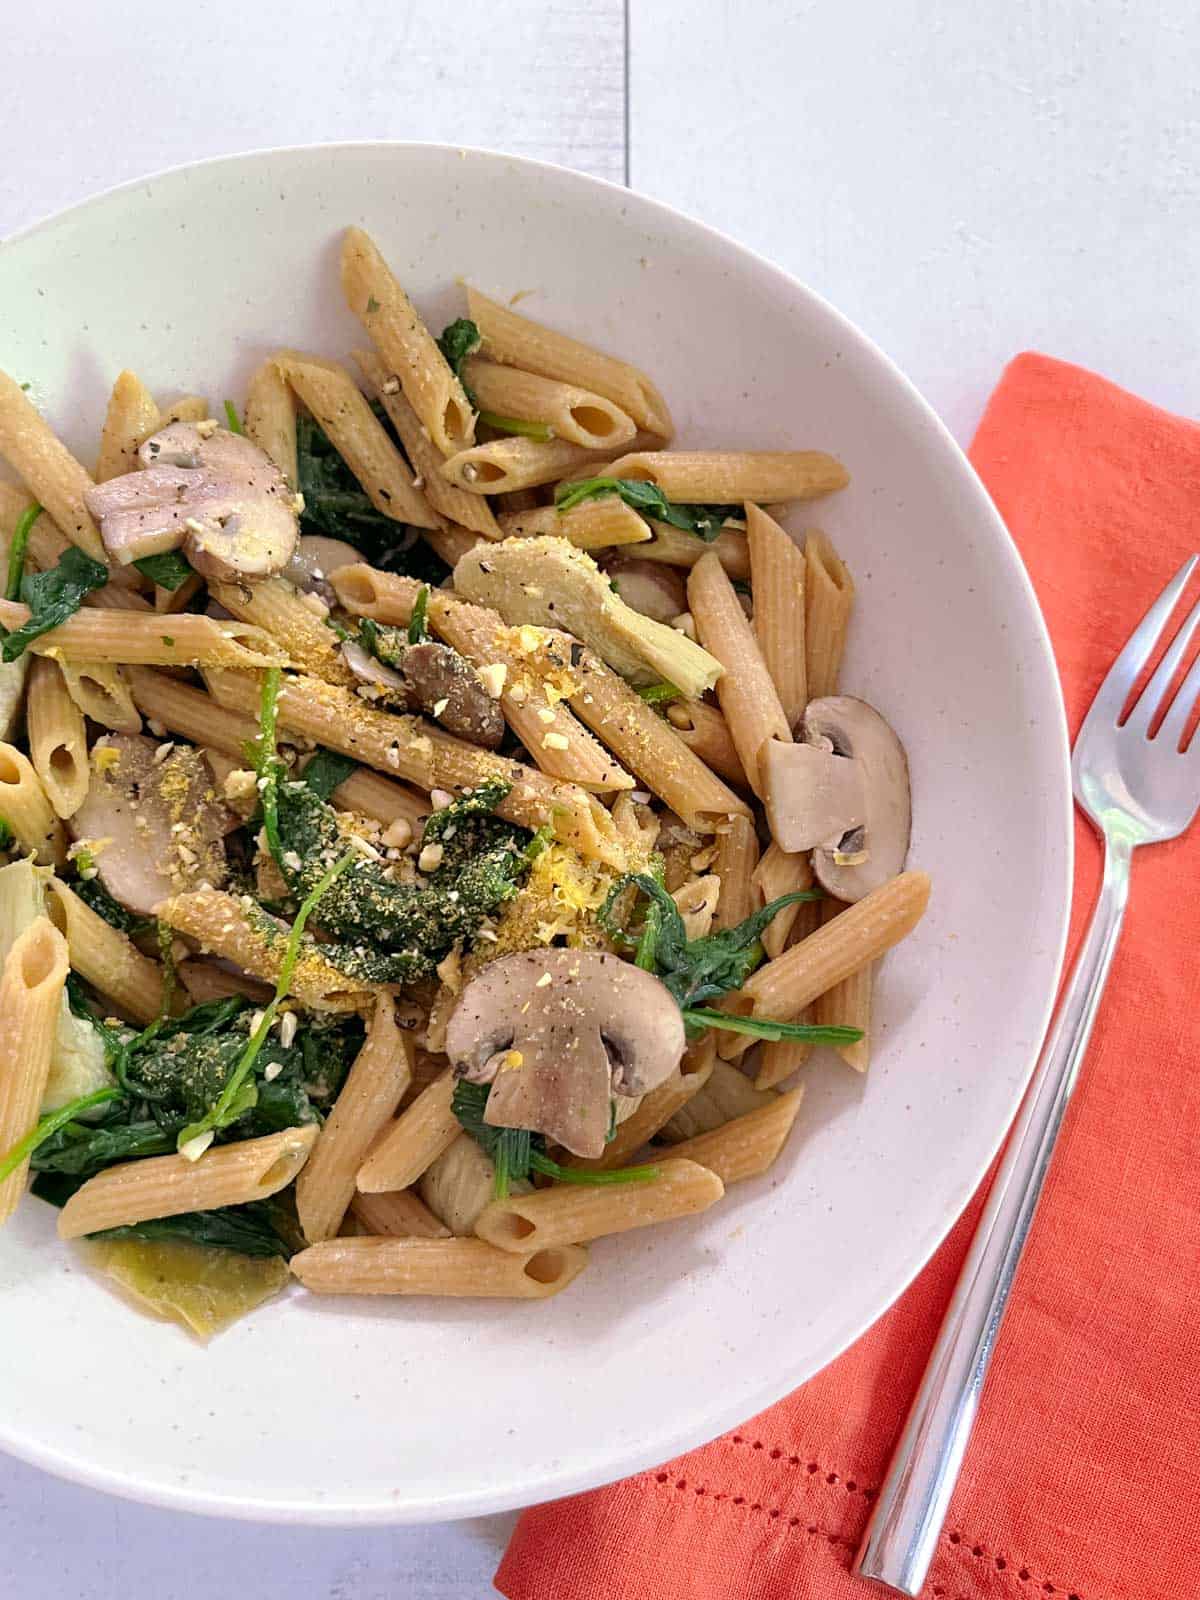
[[1, 3, 1196, 1593]]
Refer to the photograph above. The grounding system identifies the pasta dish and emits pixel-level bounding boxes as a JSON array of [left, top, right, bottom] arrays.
[[0, 227, 929, 1336]]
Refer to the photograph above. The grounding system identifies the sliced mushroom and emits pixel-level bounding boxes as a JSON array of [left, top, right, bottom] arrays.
[[341, 640, 411, 699], [763, 696, 910, 902], [284, 535, 365, 604], [343, 631, 505, 748], [444, 949, 686, 1158], [69, 734, 234, 916], [83, 421, 299, 581], [453, 536, 723, 699], [606, 558, 687, 623]]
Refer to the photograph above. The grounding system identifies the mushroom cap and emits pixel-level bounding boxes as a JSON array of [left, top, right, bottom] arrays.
[[803, 696, 911, 902], [607, 558, 687, 623], [445, 949, 686, 1158], [85, 422, 299, 580], [762, 739, 867, 853], [284, 535, 365, 604]]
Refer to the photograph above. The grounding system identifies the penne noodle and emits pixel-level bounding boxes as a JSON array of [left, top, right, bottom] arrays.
[[564, 648, 750, 831], [208, 575, 355, 686], [153, 572, 205, 613], [341, 227, 474, 455], [804, 529, 855, 700], [126, 666, 257, 760], [95, 370, 160, 483], [466, 286, 673, 439], [711, 813, 761, 932], [0, 743, 68, 865], [58, 660, 142, 734], [356, 1067, 460, 1194], [688, 551, 791, 797], [746, 503, 807, 728], [350, 1189, 451, 1240], [26, 657, 89, 818], [355, 348, 500, 538], [156, 396, 209, 427], [204, 667, 628, 865], [329, 767, 429, 829], [58, 1125, 318, 1240], [291, 1235, 587, 1299], [441, 436, 616, 496], [0, 370, 107, 562], [721, 870, 931, 1059], [423, 523, 483, 568], [752, 898, 824, 1083], [752, 843, 814, 959], [274, 350, 438, 529], [44, 877, 172, 1024], [0, 601, 284, 671], [636, 518, 751, 579], [178, 958, 273, 1008], [475, 1158, 724, 1253], [0, 482, 71, 573], [296, 998, 414, 1243], [664, 1088, 804, 1186], [495, 499, 651, 550], [607, 450, 849, 505], [461, 357, 637, 451], [664, 699, 750, 790], [332, 565, 632, 793], [812, 899, 874, 1073], [243, 359, 298, 483], [564, 1034, 715, 1172], [154, 886, 374, 1012], [0, 918, 70, 1224]]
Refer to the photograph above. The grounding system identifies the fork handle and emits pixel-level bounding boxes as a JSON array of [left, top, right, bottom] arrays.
[[855, 831, 1132, 1596]]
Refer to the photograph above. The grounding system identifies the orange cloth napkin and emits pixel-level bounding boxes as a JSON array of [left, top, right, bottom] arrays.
[[496, 355, 1200, 1600]]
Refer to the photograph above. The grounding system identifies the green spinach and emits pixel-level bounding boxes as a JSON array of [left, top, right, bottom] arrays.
[[5, 500, 40, 601], [554, 477, 740, 542], [1, 547, 109, 661], [132, 551, 194, 590]]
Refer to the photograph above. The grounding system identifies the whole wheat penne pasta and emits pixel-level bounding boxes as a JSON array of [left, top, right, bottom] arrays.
[[0, 743, 67, 865], [26, 658, 89, 818], [291, 1235, 587, 1298], [664, 699, 750, 790], [805, 529, 855, 699], [355, 349, 499, 537], [812, 900, 874, 1073], [688, 551, 791, 797], [746, 503, 807, 728], [711, 813, 760, 931], [157, 396, 208, 427], [356, 1067, 459, 1193], [153, 886, 373, 1012], [95, 371, 160, 483], [424, 524, 484, 567], [442, 436, 616, 495], [43, 877, 169, 1024], [561, 649, 750, 831], [0, 918, 70, 1224], [178, 958, 273, 1008], [204, 667, 627, 865], [752, 898, 824, 1083], [243, 358, 298, 483], [461, 357, 637, 452], [341, 228, 475, 455], [564, 1034, 715, 1172], [57, 660, 142, 734], [296, 998, 414, 1243], [635, 519, 750, 579], [126, 666, 256, 759], [719, 871, 930, 1060], [153, 572, 206, 613], [351, 1189, 451, 1240], [275, 350, 438, 529], [664, 1089, 804, 1186], [208, 575, 354, 685], [659, 1058, 778, 1142], [476, 1157, 723, 1253], [0, 483, 72, 573], [608, 450, 848, 505], [466, 286, 673, 439], [0, 601, 284, 671], [753, 843, 814, 959], [496, 499, 651, 550], [328, 767, 429, 829], [332, 566, 632, 792], [57, 1125, 318, 1240], [0, 370, 107, 561]]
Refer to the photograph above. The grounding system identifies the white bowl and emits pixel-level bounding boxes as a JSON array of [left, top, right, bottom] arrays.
[[0, 143, 1072, 1524]]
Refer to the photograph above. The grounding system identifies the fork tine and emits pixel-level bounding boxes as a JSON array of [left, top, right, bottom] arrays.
[[1157, 646, 1200, 751], [1124, 594, 1200, 734], [1083, 556, 1199, 729]]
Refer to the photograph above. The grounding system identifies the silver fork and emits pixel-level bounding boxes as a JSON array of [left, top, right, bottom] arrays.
[[856, 555, 1200, 1596]]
